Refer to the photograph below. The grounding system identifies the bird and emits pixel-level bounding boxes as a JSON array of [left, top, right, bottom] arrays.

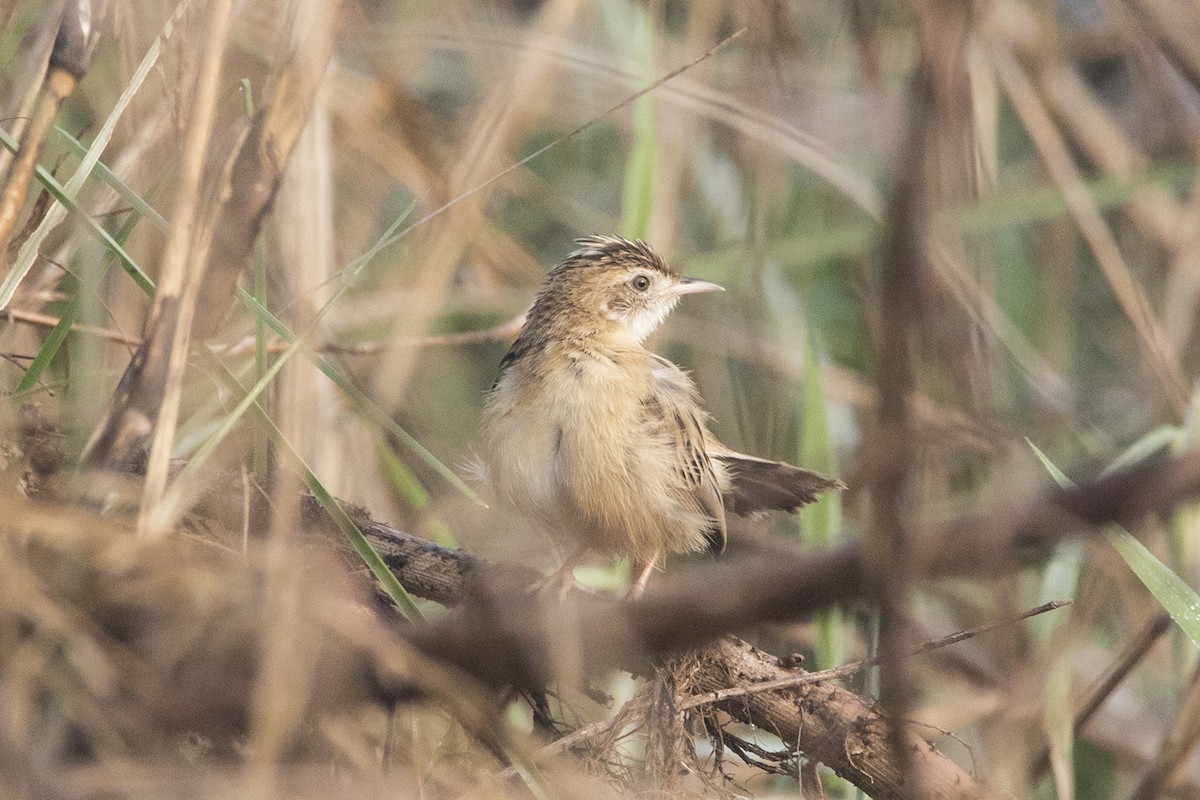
[[479, 235, 844, 597]]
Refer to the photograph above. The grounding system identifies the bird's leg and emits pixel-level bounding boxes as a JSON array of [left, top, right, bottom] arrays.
[[626, 552, 660, 601], [531, 544, 588, 598]]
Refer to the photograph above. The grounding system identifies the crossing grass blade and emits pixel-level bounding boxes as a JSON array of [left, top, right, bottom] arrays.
[[235, 289, 482, 505], [55, 128, 170, 230], [619, 5, 657, 241], [1027, 440, 1081, 800], [0, 0, 190, 308], [14, 204, 147, 396], [375, 435, 460, 549], [799, 330, 844, 669], [0, 129, 154, 295], [1030, 437, 1200, 649], [207, 355, 423, 620]]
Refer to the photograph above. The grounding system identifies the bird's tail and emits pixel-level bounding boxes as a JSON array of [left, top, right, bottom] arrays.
[[714, 454, 845, 517]]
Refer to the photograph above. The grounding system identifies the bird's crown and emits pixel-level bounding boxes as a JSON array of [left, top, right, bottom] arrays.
[[554, 235, 677, 278]]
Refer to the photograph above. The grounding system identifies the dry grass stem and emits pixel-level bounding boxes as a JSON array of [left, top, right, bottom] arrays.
[[986, 38, 1188, 414]]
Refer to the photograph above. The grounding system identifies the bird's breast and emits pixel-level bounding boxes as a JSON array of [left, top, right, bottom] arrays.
[[481, 348, 651, 517]]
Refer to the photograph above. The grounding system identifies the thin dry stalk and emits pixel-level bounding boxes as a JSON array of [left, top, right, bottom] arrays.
[[869, 0, 976, 774], [0, 63, 76, 260], [645, 6, 721, 249], [273, 73, 341, 486], [135, 0, 234, 539], [370, 0, 582, 408], [928, 245, 1074, 410], [5, 306, 141, 347], [986, 39, 1188, 414], [0, 1, 63, 178], [1162, 171, 1200, 349], [1039, 65, 1182, 247]]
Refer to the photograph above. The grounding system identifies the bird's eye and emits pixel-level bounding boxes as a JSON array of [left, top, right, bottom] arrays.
[[631, 274, 651, 292]]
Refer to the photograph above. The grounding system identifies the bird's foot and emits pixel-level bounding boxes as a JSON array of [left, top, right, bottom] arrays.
[[529, 563, 584, 601]]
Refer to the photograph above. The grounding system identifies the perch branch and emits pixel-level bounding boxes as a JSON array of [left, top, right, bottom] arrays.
[[300, 450, 1200, 799]]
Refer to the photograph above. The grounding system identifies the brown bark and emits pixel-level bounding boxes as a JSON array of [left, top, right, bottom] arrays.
[[687, 637, 994, 800]]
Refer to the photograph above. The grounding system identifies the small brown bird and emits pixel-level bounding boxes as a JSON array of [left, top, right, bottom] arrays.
[[480, 235, 843, 596]]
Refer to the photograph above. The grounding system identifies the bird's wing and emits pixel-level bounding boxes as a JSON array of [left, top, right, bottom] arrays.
[[647, 355, 727, 554], [707, 444, 846, 516]]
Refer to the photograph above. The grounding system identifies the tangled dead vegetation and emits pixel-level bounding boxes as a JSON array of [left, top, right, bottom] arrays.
[[4, 399, 1200, 798], [0, 401, 996, 799]]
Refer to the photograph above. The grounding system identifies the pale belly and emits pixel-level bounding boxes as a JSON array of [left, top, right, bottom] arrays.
[[481, 354, 711, 562]]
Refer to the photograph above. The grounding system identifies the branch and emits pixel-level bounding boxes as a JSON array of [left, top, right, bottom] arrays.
[[392, 451, 1200, 693], [687, 637, 991, 800], [315, 451, 1200, 798], [311, 502, 993, 800]]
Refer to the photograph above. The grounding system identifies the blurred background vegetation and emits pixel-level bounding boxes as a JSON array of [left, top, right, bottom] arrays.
[[2, 0, 1200, 797]]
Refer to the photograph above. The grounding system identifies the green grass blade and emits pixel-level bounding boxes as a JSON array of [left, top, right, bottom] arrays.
[[375, 435, 460, 549], [14, 287, 78, 396], [0, 0, 186, 308], [799, 331, 843, 668], [235, 289, 482, 505], [1043, 655, 1075, 800], [688, 166, 1195, 278], [156, 339, 295, 524], [376, 435, 430, 509], [1106, 531, 1200, 648], [14, 204, 147, 396], [948, 165, 1192, 236], [1170, 396, 1200, 670], [1030, 437, 1200, 649], [55, 128, 170, 230], [1101, 425, 1178, 475], [0, 129, 154, 295], [620, 6, 656, 241], [304, 450, 425, 621], [1026, 440, 1080, 800], [206, 357, 423, 620], [1103, 431, 1200, 649], [1028, 439, 1072, 489]]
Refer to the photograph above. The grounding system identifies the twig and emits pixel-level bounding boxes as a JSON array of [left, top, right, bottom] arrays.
[[372, 27, 748, 255], [219, 311, 530, 357], [322, 311, 527, 350], [534, 599, 1071, 763], [399, 449, 1200, 690], [1073, 611, 1173, 735], [4, 307, 525, 354], [680, 599, 1072, 709], [0, 0, 103, 259], [5, 307, 142, 347]]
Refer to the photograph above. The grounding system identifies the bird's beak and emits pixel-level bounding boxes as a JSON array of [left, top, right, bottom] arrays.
[[675, 277, 725, 295]]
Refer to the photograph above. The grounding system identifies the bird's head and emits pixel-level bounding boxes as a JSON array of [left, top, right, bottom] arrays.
[[536, 235, 724, 344]]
